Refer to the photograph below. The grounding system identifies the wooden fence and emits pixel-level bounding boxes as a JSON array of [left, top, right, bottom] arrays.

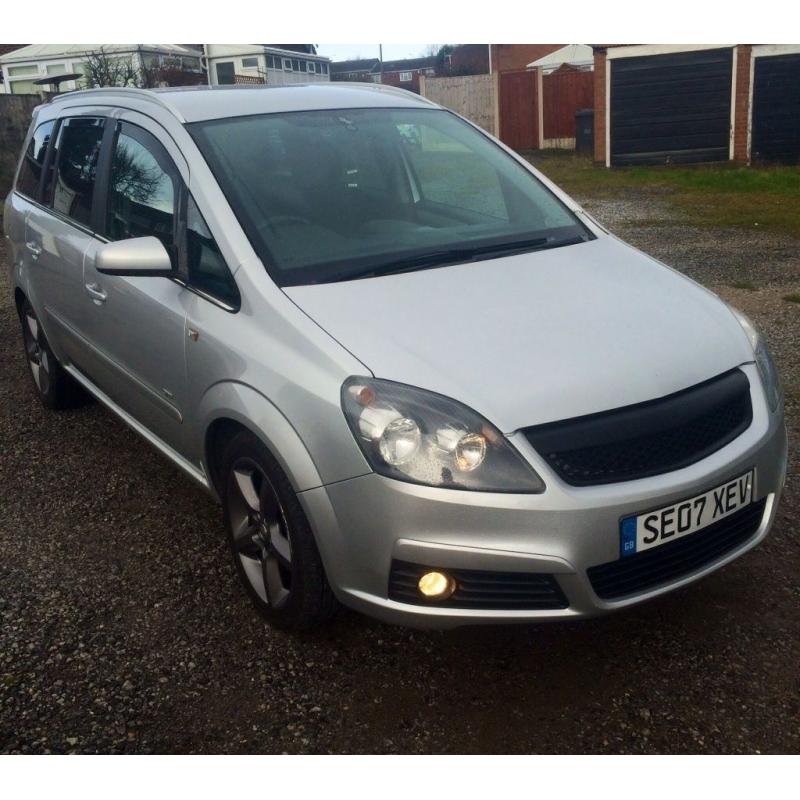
[[419, 73, 499, 137], [421, 66, 594, 152], [542, 69, 594, 148], [0, 94, 40, 204]]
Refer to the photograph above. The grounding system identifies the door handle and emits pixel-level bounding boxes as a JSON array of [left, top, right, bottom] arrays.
[[85, 282, 108, 304], [26, 242, 42, 259]]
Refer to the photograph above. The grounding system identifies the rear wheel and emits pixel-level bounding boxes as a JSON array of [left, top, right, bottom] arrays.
[[19, 299, 86, 409], [221, 430, 338, 631]]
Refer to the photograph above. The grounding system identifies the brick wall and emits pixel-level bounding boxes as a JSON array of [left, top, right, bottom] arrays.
[[0, 94, 40, 205], [491, 44, 564, 73], [593, 50, 607, 165], [732, 45, 752, 164], [381, 70, 424, 94]]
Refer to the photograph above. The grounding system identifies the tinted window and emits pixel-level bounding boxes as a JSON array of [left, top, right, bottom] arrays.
[[106, 127, 176, 254], [17, 120, 55, 200], [186, 196, 239, 307], [189, 108, 588, 287], [51, 118, 104, 226]]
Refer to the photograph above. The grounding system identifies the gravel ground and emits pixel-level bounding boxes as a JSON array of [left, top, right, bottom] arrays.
[[1, 193, 798, 755]]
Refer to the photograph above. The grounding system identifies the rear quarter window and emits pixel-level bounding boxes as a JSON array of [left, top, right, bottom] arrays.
[[16, 120, 56, 201]]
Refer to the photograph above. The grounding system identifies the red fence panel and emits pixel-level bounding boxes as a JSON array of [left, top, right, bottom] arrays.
[[542, 69, 593, 142], [499, 69, 539, 150]]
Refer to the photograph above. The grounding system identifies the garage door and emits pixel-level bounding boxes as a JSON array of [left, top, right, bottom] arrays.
[[610, 48, 733, 166], [752, 53, 800, 164]]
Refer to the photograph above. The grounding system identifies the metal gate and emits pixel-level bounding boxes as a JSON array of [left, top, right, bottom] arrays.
[[610, 48, 733, 166], [499, 70, 539, 150], [752, 53, 800, 164]]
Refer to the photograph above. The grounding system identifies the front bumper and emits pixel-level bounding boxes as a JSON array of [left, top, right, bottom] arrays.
[[300, 365, 788, 628]]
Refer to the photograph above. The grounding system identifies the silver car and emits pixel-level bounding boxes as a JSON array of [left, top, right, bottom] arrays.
[[4, 85, 787, 630]]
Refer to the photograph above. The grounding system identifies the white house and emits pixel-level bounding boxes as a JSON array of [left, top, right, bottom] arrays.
[[0, 44, 203, 95], [203, 45, 331, 86]]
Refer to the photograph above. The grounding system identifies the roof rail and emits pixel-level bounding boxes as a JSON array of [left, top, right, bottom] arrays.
[[330, 81, 439, 106], [49, 87, 187, 122]]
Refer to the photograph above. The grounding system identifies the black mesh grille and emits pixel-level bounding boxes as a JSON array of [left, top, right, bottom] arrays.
[[523, 369, 753, 486], [588, 497, 767, 600], [389, 561, 568, 610]]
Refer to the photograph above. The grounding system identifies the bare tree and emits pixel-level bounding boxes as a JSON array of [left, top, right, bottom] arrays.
[[81, 47, 205, 90], [82, 47, 142, 88]]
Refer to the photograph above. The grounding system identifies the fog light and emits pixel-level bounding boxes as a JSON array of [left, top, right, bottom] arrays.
[[418, 571, 455, 600]]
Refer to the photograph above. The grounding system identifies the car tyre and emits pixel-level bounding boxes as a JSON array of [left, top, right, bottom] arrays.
[[19, 299, 88, 410], [221, 429, 338, 631]]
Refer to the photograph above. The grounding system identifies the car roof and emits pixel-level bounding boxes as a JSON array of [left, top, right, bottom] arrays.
[[49, 83, 439, 123]]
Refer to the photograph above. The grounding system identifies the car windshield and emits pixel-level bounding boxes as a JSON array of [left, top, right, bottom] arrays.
[[189, 107, 590, 286]]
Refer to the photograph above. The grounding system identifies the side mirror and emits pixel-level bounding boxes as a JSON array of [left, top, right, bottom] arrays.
[[96, 236, 173, 277]]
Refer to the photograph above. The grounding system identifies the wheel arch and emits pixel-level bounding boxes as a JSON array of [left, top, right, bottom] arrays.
[[200, 381, 325, 498]]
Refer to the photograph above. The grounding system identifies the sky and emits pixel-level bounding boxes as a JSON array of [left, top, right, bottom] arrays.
[[316, 44, 441, 63]]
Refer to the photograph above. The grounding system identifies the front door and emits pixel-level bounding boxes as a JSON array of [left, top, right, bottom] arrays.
[[215, 61, 235, 84], [80, 118, 190, 456]]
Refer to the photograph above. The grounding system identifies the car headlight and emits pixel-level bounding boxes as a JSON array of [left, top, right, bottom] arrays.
[[341, 377, 544, 492], [729, 306, 781, 412]]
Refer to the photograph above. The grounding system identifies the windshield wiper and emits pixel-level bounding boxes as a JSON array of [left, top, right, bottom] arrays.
[[325, 235, 587, 283]]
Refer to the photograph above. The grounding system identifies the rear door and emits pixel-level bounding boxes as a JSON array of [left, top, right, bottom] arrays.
[[6, 117, 55, 303], [80, 115, 190, 455], [25, 115, 107, 372]]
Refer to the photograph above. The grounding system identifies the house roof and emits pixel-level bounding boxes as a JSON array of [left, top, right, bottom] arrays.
[[332, 54, 439, 75], [331, 58, 381, 74], [381, 56, 438, 73], [526, 44, 593, 70], [0, 43, 202, 64]]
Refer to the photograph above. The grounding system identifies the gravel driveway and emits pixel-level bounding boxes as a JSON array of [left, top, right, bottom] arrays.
[[1, 193, 798, 754]]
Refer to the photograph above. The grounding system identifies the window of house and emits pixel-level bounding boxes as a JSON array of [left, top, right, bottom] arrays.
[[321, 62, 328, 74], [16, 120, 55, 201], [106, 124, 176, 255], [51, 117, 105, 227], [292, 59, 300, 71], [45, 63, 67, 75], [266, 55, 277, 69], [10, 80, 40, 95], [283, 58, 293, 71], [306, 61, 316, 73], [399, 71, 412, 82], [242, 57, 259, 69], [185, 195, 239, 308], [72, 62, 90, 88], [7, 64, 38, 77]]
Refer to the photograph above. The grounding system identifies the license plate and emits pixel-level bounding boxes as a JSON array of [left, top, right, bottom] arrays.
[[620, 470, 754, 558]]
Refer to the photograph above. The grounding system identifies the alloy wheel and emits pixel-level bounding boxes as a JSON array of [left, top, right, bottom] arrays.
[[227, 458, 293, 608], [23, 309, 50, 396]]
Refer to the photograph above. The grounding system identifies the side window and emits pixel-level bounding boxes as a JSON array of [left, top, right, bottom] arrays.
[[106, 125, 176, 255], [186, 196, 240, 308], [51, 118, 104, 225], [17, 120, 55, 201]]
